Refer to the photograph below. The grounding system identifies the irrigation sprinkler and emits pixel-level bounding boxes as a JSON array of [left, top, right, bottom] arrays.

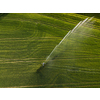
[[36, 17, 94, 73]]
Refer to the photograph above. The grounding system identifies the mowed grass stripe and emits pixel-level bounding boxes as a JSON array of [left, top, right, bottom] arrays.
[[39, 13, 100, 30], [3, 14, 73, 32], [2, 13, 100, 38]]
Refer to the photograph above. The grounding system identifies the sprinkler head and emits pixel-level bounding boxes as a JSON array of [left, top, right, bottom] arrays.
[[42, 62, 45, 67]]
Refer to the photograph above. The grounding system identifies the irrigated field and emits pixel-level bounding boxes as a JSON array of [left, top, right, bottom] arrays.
[[0, 13, 100, 88]]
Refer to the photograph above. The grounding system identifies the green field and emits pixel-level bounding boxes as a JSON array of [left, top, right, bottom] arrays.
[[0, 13, 100, 88]]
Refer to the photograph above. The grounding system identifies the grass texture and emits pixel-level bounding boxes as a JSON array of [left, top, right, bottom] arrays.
[[0, 13, 100, 88]]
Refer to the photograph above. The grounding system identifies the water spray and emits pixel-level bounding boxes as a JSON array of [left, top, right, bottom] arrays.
[[40, 17, 94, 69]]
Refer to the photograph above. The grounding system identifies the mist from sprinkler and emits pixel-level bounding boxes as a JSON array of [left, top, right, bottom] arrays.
[[43, 17, 94, 66]]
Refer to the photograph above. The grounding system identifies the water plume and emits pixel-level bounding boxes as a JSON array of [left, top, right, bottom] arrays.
[[44, 17, 94, 65]]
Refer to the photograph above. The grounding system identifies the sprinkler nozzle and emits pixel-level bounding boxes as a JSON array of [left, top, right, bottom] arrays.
[[42, 62, 45, 67]]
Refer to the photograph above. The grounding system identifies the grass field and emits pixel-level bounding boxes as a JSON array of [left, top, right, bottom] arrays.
[[0, 13, 100, 88]]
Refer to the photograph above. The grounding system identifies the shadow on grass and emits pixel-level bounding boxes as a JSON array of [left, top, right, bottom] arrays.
[[0, 13, 9, 20]]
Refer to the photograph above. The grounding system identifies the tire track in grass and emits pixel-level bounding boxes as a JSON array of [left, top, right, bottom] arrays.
[[46, 66, 100, 74], [39, 13, 100, 31], [3, 16, 72, 32], [3, 81, 100, 88]]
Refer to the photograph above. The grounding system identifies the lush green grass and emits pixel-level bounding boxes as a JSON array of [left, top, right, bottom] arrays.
[[0, 13, 100, 88]]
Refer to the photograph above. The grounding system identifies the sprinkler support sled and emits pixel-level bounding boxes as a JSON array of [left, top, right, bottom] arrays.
[[36, 62, 46, 73]]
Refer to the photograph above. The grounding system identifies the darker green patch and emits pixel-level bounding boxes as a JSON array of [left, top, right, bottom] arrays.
[[0, 13, 9, 19]]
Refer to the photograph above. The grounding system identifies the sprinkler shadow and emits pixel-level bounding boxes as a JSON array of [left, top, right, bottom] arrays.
[[36, 62, 49, 73]]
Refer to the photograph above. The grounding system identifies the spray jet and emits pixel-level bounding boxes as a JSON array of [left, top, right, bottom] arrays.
[[37, 17, 94, 73]]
